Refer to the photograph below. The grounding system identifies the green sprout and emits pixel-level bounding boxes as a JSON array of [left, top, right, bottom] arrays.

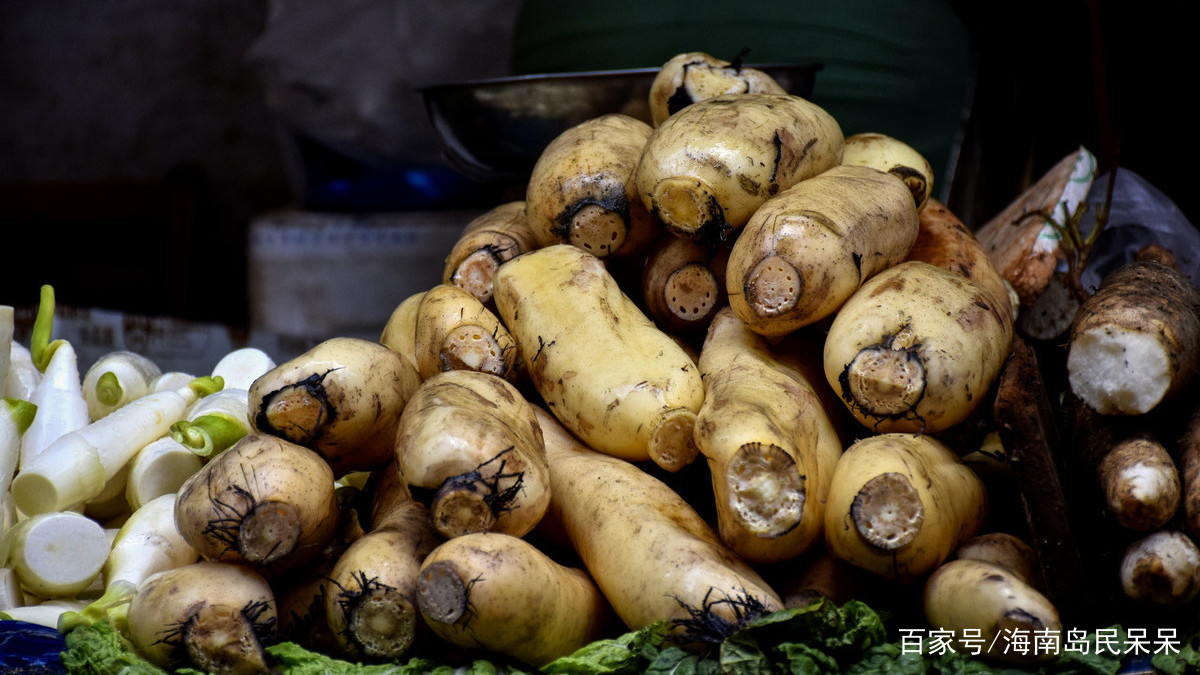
[[189, 375, 225, 398], [95, 371, 125, 407], [3, 398, 37, 433], [171, 413, 247, 458], [30, 284, 67, 372]]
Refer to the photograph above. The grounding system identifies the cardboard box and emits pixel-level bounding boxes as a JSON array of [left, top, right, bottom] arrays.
[[8, 304, 317, 377], [247, 209, 480, 341]]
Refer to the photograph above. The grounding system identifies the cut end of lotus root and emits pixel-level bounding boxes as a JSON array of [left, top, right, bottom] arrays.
[[727, 442, 805, 538], [185, 604, 268, 675], [451, 249, 503, 305], [431, 482, 496, 539], [349, 590, 418, 659], [745, 255, 802, 318], [1067, 327, 1171, 415], [844, 343, 926, 418], [851, 472, 924, 550], [238, 500, 302, 565], [664, 262, 720, 324], [260, 383, 330, 445], [569, 204, 627, 257], [648, 407, 699, 473], [417, 561, 468, 625], [441, 324, 506, 377], [652, 176, 720, 238]]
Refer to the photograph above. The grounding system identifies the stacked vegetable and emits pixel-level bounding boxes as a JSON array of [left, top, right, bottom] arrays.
[[2, 50, 1197, 674]]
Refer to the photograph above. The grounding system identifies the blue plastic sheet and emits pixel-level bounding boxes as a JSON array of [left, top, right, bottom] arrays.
[[0, 620, 67, 674], [1079, 168, 1200, 292]]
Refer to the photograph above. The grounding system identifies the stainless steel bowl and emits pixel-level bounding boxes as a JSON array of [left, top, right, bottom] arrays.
[[420, 64, 820, 184]]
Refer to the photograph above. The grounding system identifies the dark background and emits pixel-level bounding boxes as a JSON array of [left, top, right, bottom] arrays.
[[1, 1, 1191, 331], [950, 1, 1191, 231]]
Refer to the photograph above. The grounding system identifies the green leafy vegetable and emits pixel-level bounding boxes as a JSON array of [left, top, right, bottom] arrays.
[[57, 600, 1142, 675], [543, 598, 1134, 675], [60, 620, 166, 675], [266, 641, 536, 675], [267, 641, 447, 674], [60, 621, 536, 675], [541, 620, 670, 674], [1152, 628, 1200, 675]]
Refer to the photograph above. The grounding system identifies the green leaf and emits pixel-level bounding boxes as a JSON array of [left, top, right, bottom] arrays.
[[642, 648, 717, 675], [1153, 643, 1199, 675], [774, 642, 841, 675], [60, 621, 166, 675], [540, 621, 670, 675], [844, 643, 929, 675], [927, 650, 1019, 675], [267, 642, 457, 674], [461, 660, 534, 675], [716, 633, 771, 674], [725, 598, 890, 671]]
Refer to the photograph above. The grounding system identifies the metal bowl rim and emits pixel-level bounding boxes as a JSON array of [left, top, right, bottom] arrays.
[[416, 62, 822, 94]]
